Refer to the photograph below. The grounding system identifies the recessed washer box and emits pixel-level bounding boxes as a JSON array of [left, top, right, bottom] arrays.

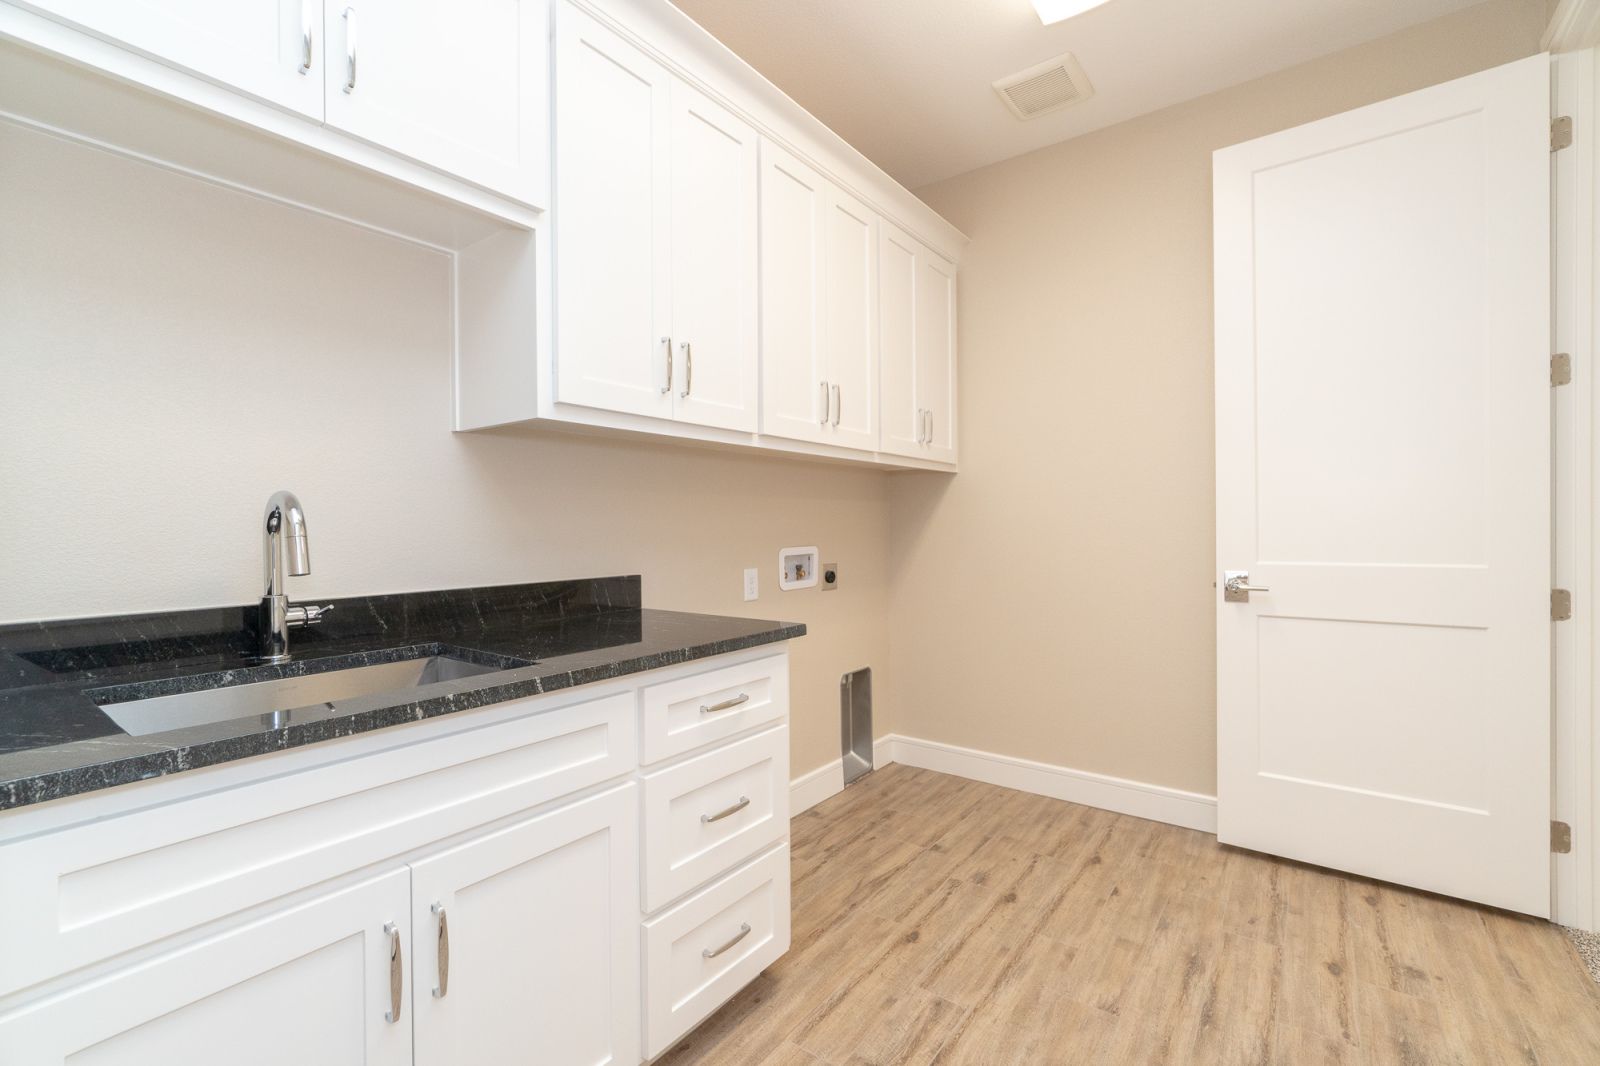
[[778, 547, 818, 591]]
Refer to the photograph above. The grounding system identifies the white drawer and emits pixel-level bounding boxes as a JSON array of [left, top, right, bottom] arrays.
[[640, 653, 788, 764], [643, 843, 790, 1059], [642, 725, 788, 911], [0, 689, 637, 998]]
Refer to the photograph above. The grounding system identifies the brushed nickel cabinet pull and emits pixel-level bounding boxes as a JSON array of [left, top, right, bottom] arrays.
[[681, 341, 693, 398], [700, 693, 750, 715], [300, 0, 314, 72], [702, 922, 751, 959], [383, 921, 402, 1022], [342, 7, 357, 92], [701, 795, 751, 824], [832, 384, 841, 427], [926, 409, 934, 446], [432, 903, 449, 999], [661, 336, 673, 394]]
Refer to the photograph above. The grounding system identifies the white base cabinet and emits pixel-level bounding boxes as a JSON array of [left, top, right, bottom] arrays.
[[0, 645, 794, 1066]]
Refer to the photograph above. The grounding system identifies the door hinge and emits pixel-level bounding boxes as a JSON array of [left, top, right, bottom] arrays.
[[1553, 116, 1574, 152], [1552, 353, 1572, 386], [1553, 588, 1573, 621], [1553, 820, 1573, 854]]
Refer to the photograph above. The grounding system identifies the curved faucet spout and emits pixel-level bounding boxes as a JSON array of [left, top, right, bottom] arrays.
[[259, 490, 324, 663]]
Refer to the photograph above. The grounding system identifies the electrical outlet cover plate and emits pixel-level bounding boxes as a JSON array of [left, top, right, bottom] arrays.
[[821, 564, 838, 591], [778, 546, 819, 591]]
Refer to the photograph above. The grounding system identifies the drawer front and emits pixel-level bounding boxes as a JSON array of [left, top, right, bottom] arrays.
[[0, 689, 637, 999], [642, 725, 788, 911], [643, 843, 790, 1059], [640, 653, 788, 764]]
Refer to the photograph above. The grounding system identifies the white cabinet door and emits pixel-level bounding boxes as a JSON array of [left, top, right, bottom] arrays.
[[0, 868, 412, 1065], [554, 0, 672, 419], [916, 249, 957, 463], [669, 78, 758, 432], [18, 0, 323, 118], [820, 183, 878, 450], [322, 0, 549, 206], [759, 138, 828, 444], [1214, 55, 1549, 915], [877, 220, 921, 459], [410, 783, 640, 1066]]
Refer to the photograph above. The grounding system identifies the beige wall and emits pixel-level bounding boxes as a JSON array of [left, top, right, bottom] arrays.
[[0, 124, 889, 777], [891, 0, 1548, 796]]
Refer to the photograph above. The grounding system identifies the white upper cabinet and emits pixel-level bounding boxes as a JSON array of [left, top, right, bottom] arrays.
[[917, 249, 957, 463], [878, 220, 957, 462], [669, 79, 758, 432], [553, 0, 757, 431], [821, 184, 878, 450], [759, 138, 828, 444], [17, 0, 325, 118], [878, 221, 921, 459], [321, 0, 550, 207], [554, 0, 672, 420], [409, 784, 640, 1066]]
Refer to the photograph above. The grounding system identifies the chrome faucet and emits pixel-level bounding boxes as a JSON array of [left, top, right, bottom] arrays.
[[257, 490, 333, 663]]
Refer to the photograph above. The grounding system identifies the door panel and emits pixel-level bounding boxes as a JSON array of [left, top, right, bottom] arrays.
[[670, 78, 758, 432], [0, 869, 411, 1065], [877, 221, 920, 459], [916, 249, 957, 463], [1213, 55, 1550, 915], [758, 138, 827, 444], [18, 0, 322, 117], [821, 184, 877, 450], [554, 0, 672, 419], [409, 784, 640, 1066], [322, 0, 548, 206]]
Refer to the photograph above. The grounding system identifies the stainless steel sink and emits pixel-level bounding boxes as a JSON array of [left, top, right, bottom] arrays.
[[93, 654, 506, 737]]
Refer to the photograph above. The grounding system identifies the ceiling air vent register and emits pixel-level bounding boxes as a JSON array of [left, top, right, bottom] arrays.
[[993, 53, 1094, 120]]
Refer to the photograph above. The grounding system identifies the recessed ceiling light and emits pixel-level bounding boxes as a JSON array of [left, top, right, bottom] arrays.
[[1030, 0, 1113, 26]]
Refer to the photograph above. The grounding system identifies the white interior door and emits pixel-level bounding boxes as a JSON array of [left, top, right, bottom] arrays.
[[1214, 54, 1551, 916], [323, 0, 549, 207], [669, 77, 758, 432], [554, 0, 671, 419]]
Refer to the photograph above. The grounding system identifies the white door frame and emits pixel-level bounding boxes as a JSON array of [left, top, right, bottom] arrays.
[[1552, 46, 1598, 932]]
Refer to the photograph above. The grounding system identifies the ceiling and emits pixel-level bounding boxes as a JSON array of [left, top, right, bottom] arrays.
[[669, 0, 1494, 189]]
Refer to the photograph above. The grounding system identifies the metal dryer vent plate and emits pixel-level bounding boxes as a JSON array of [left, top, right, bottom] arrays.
[[993, 52, 1094, 120]]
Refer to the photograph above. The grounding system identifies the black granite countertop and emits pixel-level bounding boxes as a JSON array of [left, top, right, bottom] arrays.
[[0, 577, 803, 811]]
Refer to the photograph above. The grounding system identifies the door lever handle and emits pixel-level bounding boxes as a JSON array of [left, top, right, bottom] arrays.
[[1223, 571, 1269, 602]]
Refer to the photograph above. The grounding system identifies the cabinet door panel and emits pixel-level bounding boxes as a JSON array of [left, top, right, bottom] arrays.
[[0, 869, 411, 1066], [670, 78, 758, 432], [822, 184, 878, 450], [410, 783, 640, 1066], [322, 0, 548, 206], [18, 0, 322, 117], [554, 0, 672, 419], [917, 251, 957, 463], [878, 221, 921, 459], [758, 138, 827, 444]]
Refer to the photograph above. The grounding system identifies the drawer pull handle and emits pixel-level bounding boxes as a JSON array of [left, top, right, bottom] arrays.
[[701, 795, 750, 824], [431, 903, 449, 999], [700, 693, 750, 715], [702, 922, 751, 959], [383, 921, 402, 1023]]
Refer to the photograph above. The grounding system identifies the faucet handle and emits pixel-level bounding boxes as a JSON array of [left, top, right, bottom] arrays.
[[286, 603, 335, 628]]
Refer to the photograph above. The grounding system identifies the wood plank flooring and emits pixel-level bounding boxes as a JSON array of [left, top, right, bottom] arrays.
[[658, 764, 1600, 1065]]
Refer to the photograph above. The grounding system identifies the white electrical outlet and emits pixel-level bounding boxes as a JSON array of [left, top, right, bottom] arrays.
[[743, 568, 759, 601]]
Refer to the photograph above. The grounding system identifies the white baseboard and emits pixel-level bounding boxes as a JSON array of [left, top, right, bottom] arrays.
[[789, 733, 1217, 834]]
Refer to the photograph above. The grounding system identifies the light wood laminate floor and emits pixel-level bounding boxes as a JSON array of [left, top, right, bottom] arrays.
[[658, 764, 1600, 1065]]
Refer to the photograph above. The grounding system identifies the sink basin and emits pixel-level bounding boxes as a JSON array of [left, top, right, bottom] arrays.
[[92, 653, 511, 737]]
